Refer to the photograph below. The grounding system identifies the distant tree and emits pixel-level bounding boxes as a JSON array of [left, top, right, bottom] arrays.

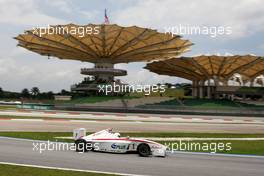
[[46, 91, 54, 99], [39, 91, 54, 100], [31, 87, 40, 97], [60, 89, 70, 95], [181, 83, 192, 96], [21, 88, 30, 98], [0, 87, 4, 98]]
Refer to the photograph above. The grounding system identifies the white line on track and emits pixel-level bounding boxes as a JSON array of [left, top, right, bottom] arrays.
[[169, 151, 264, 159], [0, 161, 148, 176], [11, 119, 44, 122], [69, 120, 97, 123], [141, 137, 264, 141]]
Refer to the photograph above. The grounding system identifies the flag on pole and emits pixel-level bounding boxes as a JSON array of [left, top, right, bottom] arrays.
[[104, 9, 110, 24]]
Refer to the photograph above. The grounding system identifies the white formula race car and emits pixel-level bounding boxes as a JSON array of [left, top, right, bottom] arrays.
[[74, 128, 167, 157]]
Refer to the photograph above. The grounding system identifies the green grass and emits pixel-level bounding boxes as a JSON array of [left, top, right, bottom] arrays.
[[183, 99, 240, 108], [237, 87, 264, 93], [122, 132, 264, 138], [225, 140, 264, 155], [0, 105, 16, 110], [0, 132, 73, 142], [2, 132, 264, 141], [1, 132, 264, 141], [129, 88, 184, 97], [150, 98, 264, 109], [63, 96, 138, 104], [0, 164, 116, 176], [161, 140, 264, 155]]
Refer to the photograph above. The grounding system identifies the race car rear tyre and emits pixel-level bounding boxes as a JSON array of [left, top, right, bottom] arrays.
[[137, 143, 151, 157], [75, 140, 87, 152]]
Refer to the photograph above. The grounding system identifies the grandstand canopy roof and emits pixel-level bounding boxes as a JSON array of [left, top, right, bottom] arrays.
[[145, 55, 264, 81], [15, 24, 192, 64]]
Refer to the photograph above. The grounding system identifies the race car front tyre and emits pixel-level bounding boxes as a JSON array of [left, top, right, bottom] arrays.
[[137, 143, 151, 157], [75, 140, 87, 152]]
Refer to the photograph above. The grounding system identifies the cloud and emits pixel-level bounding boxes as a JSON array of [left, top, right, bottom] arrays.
[[258, 44, 264, 50], [79, 10, 101, 22], [113, 0, 264, 39], [0, 53, 93, 92], [44, 0, 72, 14], [116, 63, 190, 85], [0, 0, 66, 26]]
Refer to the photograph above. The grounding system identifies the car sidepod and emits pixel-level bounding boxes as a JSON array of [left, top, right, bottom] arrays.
[[94, 140, 130, 153]]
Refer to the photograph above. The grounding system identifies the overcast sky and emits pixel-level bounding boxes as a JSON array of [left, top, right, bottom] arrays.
[[0, 0, 263, 92]]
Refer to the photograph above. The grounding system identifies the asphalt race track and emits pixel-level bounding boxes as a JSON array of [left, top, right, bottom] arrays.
[[1, 110, 264, 133], [0, 137, 263, 176], [1, 119, 264, 133]]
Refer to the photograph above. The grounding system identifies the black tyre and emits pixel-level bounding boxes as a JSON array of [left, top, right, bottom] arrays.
[[137, 143, 151, 157], [75, 140, 87, 152]]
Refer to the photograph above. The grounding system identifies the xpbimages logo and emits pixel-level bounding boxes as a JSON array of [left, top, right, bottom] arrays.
[[30, 24, 101, 37], [165, 141, 232, 153], [164, 24, 232, 38], [32, 141, 100, 153], [97, 83, 166, 95]]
